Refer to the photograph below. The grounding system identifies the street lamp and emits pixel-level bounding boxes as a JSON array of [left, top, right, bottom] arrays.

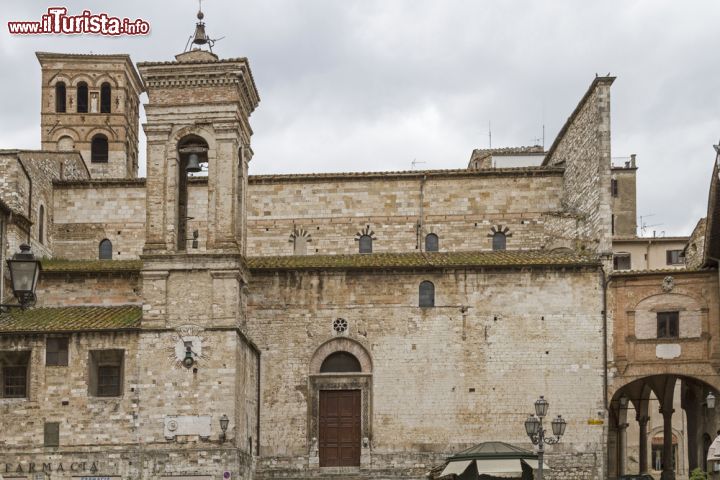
[[524, 396, 566, 480], [707, 392, 716, 410], [1, 244, 41, 311]]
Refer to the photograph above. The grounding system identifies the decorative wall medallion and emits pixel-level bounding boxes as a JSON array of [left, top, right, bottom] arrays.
[[662, 276, 675, 292], [167, 324, 208, 368]]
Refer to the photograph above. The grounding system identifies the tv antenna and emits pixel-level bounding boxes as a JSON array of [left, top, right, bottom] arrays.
[[411, 158, 426, 170], [638, 214, 663, 237]]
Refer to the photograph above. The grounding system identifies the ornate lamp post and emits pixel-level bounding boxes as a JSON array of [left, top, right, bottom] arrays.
[[524, 396, 567, 480], [1, 244, 41, 311]]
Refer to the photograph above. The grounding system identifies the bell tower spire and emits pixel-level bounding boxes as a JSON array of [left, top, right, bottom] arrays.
[[184, 0, 220, 54]]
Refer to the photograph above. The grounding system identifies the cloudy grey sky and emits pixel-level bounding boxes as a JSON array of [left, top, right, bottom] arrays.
[[2, 1, 718, 236]]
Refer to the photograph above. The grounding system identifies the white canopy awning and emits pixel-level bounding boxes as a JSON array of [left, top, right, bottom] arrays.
[[440, 459, 473, 477], [440, 458, 549, 478]]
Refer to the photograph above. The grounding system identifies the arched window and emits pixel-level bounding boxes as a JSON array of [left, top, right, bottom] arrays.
[[419, 281, 435, 307], [91, 134, 108, 163], [425, 233, 439, 252], [76, 82, 88, 113], [57, 136, 74, 151], [38, 205, 45, 245], [320, 352, 361, 373], [492, 232, 506, 251], [100, 82, 111, 113], [359, 235, 372, 254], [99, 239, 112, 260], [55, 82, 66, 113]]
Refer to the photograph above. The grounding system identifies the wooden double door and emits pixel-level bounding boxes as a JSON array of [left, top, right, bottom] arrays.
[[319, 389, 361, 467]]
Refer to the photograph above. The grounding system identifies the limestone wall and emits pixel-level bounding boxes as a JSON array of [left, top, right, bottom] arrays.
[[53, 181, 145, 260], [247, 266, 606, 479], [0, 329, 258, 479], [545, 78, 614, 254], [247, 170, 566, 256]]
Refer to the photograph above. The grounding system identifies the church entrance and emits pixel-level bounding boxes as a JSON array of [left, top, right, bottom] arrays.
[[319, 389, 361, 467]]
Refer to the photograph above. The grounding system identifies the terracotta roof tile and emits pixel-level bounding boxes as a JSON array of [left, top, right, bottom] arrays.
[[0, 306, 141, 333], [247, 250, 598, 271], [41, 259, 142, 274]]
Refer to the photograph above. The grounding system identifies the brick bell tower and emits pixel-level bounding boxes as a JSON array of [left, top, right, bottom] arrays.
[[36, 52, 144, 178]]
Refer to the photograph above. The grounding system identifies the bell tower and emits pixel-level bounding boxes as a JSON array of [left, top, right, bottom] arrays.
[[137, 9, 260, 328]]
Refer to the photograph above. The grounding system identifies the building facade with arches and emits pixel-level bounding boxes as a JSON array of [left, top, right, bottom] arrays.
[[0, 31, 717, 480]]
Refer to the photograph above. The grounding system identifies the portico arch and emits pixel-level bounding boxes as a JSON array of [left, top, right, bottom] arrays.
[[609, 375, 720, 480]]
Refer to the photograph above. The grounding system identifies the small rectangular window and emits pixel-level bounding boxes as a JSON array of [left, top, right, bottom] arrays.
[[0, 351, 30, 398], [657, 311, 679, 339], [46, 337, 69, 366], [613, 254, 631, 270], [611, 178, 619, 197], [44, 422, 60, 447], [666, 250, 685, 265], [89, 349, 124, 397]]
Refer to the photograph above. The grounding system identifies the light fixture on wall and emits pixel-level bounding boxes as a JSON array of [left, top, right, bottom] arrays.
[[707, 392, 716, 409], [182, 345, 195, 369], [1, 244, 41, 311], [219, 414, 229, 443]]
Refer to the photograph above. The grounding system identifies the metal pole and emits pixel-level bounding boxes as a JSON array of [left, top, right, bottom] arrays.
[[537, 433, 545, 480]]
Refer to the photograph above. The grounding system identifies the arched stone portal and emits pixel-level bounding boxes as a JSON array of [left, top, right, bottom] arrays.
[[308, 338, 373, 468]]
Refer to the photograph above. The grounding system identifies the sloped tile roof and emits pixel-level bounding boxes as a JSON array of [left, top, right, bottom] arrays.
[[247, 250, 598, 271], [0, 306, 141, 333], [41, 259, 142, 274]]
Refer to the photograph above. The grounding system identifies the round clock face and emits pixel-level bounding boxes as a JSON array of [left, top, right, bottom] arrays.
[[167, 324, 208, 368]]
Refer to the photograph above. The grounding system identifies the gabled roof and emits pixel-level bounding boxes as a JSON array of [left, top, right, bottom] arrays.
[[0, 306, 141, 334], [449, 442, 537, 460]]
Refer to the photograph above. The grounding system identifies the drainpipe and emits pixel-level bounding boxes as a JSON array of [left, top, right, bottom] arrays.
[[601, 265, 612, 480]]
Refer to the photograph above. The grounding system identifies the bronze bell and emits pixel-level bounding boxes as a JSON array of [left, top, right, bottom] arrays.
[[186, 153, 202, 173], [192, 22, 209, 46]]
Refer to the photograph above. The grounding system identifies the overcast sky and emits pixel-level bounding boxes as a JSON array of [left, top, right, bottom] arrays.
[[2, 1, 718, 236]]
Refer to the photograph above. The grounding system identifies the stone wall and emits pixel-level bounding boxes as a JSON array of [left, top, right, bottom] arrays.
[[545, 77, 614, 254], [611, 165, 637, 237], [247, 170, 566, 256], [247, 266, 606, 479], [686, 218, 707, 269], [0, 328, 258, 479], [36, 272, 141, 307], [53, 180, 145, 260]]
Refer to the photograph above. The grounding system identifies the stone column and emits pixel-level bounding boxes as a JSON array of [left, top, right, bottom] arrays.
[[619, 422, 628, 476], [638, 415, 649, 474], [661, 407, 676, 480]]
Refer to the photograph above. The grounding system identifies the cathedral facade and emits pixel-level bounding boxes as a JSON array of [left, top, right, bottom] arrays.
[[1, 23, 715, 480]]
